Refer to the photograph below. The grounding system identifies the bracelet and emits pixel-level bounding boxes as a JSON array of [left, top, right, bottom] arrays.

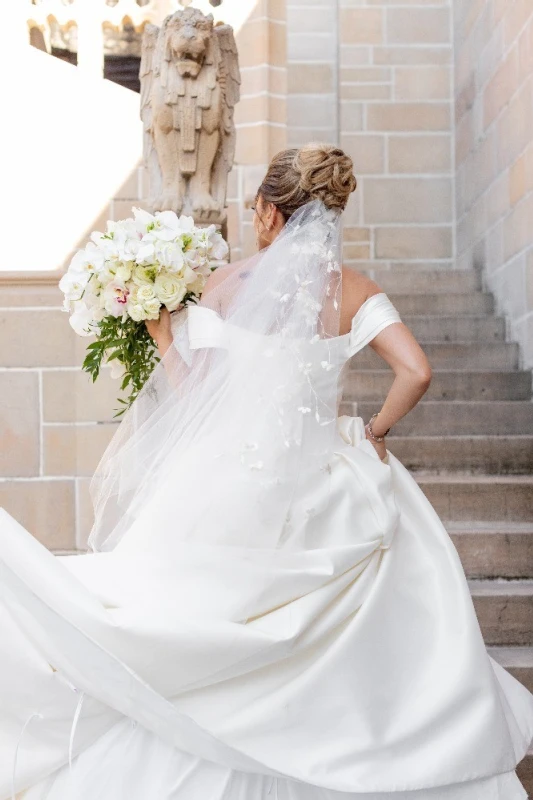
[[366, 413, 391, 443]]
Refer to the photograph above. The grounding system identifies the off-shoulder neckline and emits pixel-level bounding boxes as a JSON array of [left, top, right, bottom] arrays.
[[186, 292, 389, 342]]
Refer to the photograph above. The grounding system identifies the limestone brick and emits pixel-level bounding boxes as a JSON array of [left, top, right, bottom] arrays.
[[341, 134, 385, 174], [0, 372, 40, 477], [366, 103, 451, 132], [363, 178, 452, 224], [342, 84, 391, 101], [395, 67, 451, 101], [0, 480, 76, 551], [42, 368, 124, 423], [339, 8, 384, 45], [0, 310, 80, 368], [389, 135, 452, 174], [43, 423, 118, 477], [288, 64, 334, 94], [386, 8, 451, 45], [375, 227, 453, 260], [374, 47, 451, 66]]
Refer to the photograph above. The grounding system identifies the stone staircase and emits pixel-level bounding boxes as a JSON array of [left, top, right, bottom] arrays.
[[344, 268, 533, 792]]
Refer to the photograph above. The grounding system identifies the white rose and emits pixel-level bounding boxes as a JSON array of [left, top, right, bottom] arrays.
[[128, 303, 146, 322], [143, 297, 161, 319], [154, 273, 187, 311], [136, 284, 157, 303], [132, 265, 156, 286]]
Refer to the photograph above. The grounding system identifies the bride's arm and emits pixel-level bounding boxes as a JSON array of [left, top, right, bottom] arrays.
[[341, 269, 432, 459], [367, 323, 432, 440]]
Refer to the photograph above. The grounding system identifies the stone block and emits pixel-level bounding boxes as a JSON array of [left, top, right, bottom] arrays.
[[342, 84, 391, 101], [389, 134, 451, 174], [287, 6, 334, 33], [287, 33, 336, 61], [367, 103, 451, 131], [503, 192, 533, 262], [340, 45, 372, 66], [235, 122, 287, 165], [343, 243, 371, 260], [341, 67, 391, 83], [238, 19, 286, 68], [340, 102, 364, 132], [287, 95, 336, 128], [374, 46, 451, 66], [386, 8, 451, 45], [0, 480, 76, 551], [483, 50, 519, 130], [364, 178, 452, 224], [375, 226, 453, 259], [343, 227, 371, 243], [395, 66, 451, 101], [42, 368, 126, 423], [497, 80, 533, 170], [341, 134, 385, 174], [0, 310, 80, 368], [339, 8, 384, 45], [504, 0, 532, 49], [0, 371, 40, 477], [288, 127, 337, 146], [43, 424, 118, 477], [288, 63, 334, 94], [76, 478, 94, 551]]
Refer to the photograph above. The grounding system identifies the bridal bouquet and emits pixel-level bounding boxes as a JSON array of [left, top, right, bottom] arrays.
[[60, 207, 228, 414]]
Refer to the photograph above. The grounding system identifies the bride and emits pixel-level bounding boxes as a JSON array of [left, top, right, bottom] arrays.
[[1, 143, 532, 800]]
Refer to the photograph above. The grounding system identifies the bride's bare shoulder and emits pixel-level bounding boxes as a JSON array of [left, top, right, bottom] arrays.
[[340, 268, 382, 330]]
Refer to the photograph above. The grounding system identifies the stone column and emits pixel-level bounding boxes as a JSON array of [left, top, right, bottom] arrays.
[[229, 0, 287, 259]]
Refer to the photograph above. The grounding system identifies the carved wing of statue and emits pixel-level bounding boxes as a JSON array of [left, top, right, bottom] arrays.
[[212, 23, 241, 215], [140, 23, 159, 132]]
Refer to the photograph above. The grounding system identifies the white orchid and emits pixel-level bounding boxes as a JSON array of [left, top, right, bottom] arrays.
[[103, 280, 130, 317]]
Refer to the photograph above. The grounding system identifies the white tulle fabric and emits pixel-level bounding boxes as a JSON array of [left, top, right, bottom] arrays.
[[0, 207, 532, 798]]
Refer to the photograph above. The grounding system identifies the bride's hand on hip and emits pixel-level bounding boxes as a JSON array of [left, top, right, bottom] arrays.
[[364, 425, 388, 461]]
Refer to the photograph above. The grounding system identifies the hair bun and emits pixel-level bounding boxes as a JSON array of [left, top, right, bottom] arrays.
[[293, 144, 357, 212]]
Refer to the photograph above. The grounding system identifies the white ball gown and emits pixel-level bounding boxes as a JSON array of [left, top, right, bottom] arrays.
[[1, 202, 532, 800]]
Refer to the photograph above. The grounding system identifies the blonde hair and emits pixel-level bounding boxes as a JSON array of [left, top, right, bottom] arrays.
[[256, 143, 357, 220]]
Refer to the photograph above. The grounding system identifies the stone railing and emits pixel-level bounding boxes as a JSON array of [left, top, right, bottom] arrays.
[[24, 0, 177, 74]]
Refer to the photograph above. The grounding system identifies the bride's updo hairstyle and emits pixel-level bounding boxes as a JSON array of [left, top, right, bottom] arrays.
[[257, 143, 357, 221]]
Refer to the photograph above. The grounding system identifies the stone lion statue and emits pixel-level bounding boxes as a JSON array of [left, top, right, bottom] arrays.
[[140, 8, 241, 226]]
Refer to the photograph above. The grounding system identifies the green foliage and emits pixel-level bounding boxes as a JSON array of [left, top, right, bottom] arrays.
[[82, 316, 160, 417]]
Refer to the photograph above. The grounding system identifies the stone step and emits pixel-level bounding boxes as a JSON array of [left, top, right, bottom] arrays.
[[487, 646, 533, 693], [402, 314, 505, 342], [448, 523, 533, 579], [352, 401, 533, 436], [388, 435, 533, 474], [417, 475, 533, 522], [388, 292, 493, 315], [517, 750, 533, 797], [364, 268, 481, 294], [352, 342, 519, 370], [344, 370, 532, 401], [468, 579, 533, 646]]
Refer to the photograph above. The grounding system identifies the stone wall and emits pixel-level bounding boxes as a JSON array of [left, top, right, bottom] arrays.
[[454, 0, 533, 367], [287, 0, 455, 272]]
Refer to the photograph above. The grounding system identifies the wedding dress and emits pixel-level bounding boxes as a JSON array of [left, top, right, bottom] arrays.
[[1, 202, 532, 800]]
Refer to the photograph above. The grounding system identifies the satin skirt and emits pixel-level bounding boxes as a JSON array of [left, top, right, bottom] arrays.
[[0, 416, 531, 800]]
